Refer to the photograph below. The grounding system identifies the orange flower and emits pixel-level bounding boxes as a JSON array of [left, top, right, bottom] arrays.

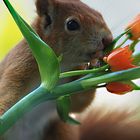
[[104, 46, 136, 94], [105, 45, 136, 71], [126, 13, 140, 40], [106, 82, 133, 94]]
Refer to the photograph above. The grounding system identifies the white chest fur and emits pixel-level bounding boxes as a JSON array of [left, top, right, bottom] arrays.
[[4, 101, 57, 140]]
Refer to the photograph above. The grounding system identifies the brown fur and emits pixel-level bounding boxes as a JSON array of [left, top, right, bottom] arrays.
[[42, 109, 140, 140], [80, 109, 140, 140], [43, 119, 79, 140], [0, 40, 40, 113]]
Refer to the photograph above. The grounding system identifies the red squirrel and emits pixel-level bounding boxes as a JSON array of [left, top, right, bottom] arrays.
[[1, 0, 140, 140]]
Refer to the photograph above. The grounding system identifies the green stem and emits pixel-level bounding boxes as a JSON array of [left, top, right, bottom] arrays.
[[115, 35, 130, 49], [60, 65, 109, 78], [0, 86, 50, 135], [104, 29, 130, 54], [127, 81, 140, 90], [130, 40, 140, 66], [1, 66, 140, 135], [80, 66, 140, 88], [130, 40, 140, 51], [132, 51, 140, 65], [133, 85, 140, 90]]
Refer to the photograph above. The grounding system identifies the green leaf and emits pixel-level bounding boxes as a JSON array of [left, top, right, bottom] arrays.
[[56, 96, 80, 125], [57, 96, 70, 121], [3, 0, 60, 90]]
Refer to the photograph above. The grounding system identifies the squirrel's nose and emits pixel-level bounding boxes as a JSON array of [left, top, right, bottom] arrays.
[[102, 35, 113, 49]]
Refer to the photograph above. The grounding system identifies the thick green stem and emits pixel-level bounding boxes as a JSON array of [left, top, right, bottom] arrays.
[[1, 67, 140, 135], [0, 86, 51, 135], [0, 81, 83, 135], [81, 67, 140, 88]]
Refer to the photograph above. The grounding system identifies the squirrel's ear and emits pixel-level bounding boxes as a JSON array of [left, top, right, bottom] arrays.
[[36, 0, 55, 16]]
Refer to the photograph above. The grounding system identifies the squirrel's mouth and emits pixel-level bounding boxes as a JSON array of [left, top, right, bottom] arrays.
[[73, 50, 104, 71], [76, 35, 113, 70], [84, 50, 104, 68]]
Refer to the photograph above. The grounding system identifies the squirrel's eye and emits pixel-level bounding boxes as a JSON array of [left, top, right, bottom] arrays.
[[66, 20, 80, 31]]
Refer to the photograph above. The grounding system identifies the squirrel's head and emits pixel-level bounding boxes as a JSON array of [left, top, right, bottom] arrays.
[[36, 0, 112, 71]]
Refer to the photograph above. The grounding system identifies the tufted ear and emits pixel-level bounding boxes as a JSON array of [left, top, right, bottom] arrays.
[[36, 0, 55, 16]]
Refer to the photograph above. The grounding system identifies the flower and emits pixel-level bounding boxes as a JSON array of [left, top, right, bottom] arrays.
[[106, 82, 133, 94], [126, 13, 140, 40], [105, 45, 136, 71], [104, 46, 137, 94]]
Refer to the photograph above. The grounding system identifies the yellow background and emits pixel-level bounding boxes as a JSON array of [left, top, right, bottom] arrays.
[[0, 0, 35, 60]]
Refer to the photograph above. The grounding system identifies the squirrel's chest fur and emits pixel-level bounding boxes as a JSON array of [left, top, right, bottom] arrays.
[[4, 101, 57, 140]]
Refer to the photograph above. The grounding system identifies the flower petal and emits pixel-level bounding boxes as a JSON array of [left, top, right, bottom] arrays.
[[106, 46, 136, 71], [126, 13, 140, 40], [106, 82, 133, 94]]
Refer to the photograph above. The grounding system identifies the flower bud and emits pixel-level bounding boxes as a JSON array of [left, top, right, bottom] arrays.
[[106, 82, 133, 95], [105, 46, 136, 71], [126, 13, 140, 40]]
